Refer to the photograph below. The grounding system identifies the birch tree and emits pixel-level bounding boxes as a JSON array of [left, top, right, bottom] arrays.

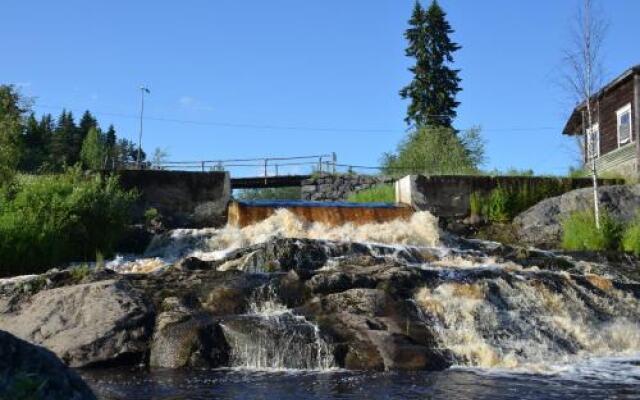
[[563, 0, 607, 228]]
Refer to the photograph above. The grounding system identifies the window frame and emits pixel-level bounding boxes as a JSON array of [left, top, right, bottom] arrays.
[[616, 103, 633, 146]]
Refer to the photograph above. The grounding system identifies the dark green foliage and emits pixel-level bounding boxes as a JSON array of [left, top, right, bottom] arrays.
[[381, 125, 484, 176], [399, 1, 461, 128], [347, 184, 395, 203], [561, 210, 624, 252], [236, 186, 301, 200], [0, 168, 137, 276]]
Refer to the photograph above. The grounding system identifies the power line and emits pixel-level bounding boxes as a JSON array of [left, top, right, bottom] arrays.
[[33, 103, 560, 134]]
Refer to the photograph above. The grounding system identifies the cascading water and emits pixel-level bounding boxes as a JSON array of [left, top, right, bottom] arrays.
[[96, 206, 640, 374], [413, 266, 640, 371], [105, 209, 440, 274], [220, 285, 335, 371]]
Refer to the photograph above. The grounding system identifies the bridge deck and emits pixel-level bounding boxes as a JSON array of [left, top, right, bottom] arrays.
[[231, 175, 312, 189]]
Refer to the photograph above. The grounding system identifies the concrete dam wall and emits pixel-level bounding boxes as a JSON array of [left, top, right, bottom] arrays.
[[117, 170, 230, 228]]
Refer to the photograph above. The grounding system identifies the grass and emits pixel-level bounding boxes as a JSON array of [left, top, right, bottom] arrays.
[[622, 214, 640, 255], [347, 184, 395, 203], [561, 210, 624, 251], [236, 186, 302, 200]]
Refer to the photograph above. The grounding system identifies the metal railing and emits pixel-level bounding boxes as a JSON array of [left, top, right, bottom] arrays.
[[154, 153, 338, 177]]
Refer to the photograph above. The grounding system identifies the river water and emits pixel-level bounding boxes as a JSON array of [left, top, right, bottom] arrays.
[[81, 356, 640, 400]]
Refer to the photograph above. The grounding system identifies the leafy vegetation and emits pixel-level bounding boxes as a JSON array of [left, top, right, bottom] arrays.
[[0, 168, 136, 277], [622, 214, 640, 255], [347, 184, 395, 203], [382, 125, 484, 176], [561, 210, 624, 251], [236, 186, 302, 200], [469, 180, 574, 222]]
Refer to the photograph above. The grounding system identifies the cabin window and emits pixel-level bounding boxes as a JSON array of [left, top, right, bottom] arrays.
[[586, 123, 600, 159], [617, 103, 632, 145]]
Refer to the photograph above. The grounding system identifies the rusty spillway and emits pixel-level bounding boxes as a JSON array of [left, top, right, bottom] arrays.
[[228, 200, 414, 227]]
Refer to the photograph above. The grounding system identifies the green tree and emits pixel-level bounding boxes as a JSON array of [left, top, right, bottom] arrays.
[[399, 1, 461, 128], [50, 110, 77, 169], [0, 85, 26, 184], [381, 125, 484, 176], [75, 110, 98, 162], [80, 127, 106, 170]]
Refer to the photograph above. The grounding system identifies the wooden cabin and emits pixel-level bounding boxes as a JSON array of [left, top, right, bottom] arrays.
[[563, 65, 640, 178]]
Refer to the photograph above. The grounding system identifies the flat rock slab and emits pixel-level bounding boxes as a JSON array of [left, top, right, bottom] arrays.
[[0, 279, 153, 367]]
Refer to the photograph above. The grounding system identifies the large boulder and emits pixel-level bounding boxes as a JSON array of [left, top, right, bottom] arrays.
[[514, 185, 640, 248], [149, 297, 229, 368], [0, 279, 154, 368], [0, 330, 96, 400]]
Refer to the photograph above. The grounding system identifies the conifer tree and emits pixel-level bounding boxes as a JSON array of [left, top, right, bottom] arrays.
[[399, 0, 461, 128], [50, 110, 77, 168]]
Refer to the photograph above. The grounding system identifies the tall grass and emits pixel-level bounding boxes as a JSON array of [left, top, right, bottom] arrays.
[[561, 210, 623, 251], [622, 214, 640, 255], [347, 184, 395, 203]]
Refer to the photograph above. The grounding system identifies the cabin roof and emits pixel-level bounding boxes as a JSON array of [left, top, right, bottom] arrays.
[[562, 64, 640, 135]]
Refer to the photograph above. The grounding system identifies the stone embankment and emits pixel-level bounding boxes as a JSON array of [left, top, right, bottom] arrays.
[[301, 174, 394, 201]]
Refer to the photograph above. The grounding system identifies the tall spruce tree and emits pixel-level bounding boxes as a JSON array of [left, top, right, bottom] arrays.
[[399, 0, 461, 128], [50, 110, 77, 169]]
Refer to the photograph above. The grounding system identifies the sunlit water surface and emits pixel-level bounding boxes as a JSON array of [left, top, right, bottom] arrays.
[[81, 355, 640, 400]]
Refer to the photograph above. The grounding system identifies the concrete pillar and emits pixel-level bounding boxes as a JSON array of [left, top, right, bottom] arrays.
[[634, 73, 640, 176]]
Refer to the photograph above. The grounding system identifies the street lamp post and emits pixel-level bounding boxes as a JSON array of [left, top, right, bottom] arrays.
[[138, 86, 150, 169]]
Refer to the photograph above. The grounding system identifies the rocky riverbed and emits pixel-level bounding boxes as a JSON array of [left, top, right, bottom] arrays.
[[1, 209, 640, 376]]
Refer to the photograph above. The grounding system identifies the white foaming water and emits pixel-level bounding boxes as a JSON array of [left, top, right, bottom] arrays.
[[221, 285, 335, 371], [107, 209, 440, 274], [414, 273, 640, 371]]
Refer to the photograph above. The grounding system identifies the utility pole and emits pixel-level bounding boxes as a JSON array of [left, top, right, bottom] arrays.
[[138, 86, 150, 169]]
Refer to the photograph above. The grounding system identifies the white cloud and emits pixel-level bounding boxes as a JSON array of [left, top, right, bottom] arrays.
[[178, 95, 213, 111]]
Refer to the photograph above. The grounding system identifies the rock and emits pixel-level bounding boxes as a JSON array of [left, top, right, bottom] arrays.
[[0, 279, 154, 367], [0, 330, 96, 399], [514, 185, 640, 248], [149, 297, 229, 368]]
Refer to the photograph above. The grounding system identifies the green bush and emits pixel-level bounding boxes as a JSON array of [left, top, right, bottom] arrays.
[[622, 215, 640, 256], [381, 125, 485, 176], [347, 184, 395, 203], [0, 168, 136, 276], [561, 210, 623, 251]]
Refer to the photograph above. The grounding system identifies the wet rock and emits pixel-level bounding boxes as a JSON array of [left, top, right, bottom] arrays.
[[0, 330, 97, 399], [0, 279, 154, 368], [150, 297, 229, 368]]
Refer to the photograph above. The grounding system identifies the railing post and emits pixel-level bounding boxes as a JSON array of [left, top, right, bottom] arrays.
[[201, 161, 205, 172], [264, 158, 268, 184], [332, 152, 337, 175], [275, 164, 279, 176], [318, 157, 323, 174]]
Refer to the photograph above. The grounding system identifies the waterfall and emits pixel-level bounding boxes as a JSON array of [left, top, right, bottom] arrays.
[[413, 267, 640, 370], [220, 285, 335, 371]]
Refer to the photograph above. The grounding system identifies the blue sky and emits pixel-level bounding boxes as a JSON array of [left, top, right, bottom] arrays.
[[3, 0, 639, 176]]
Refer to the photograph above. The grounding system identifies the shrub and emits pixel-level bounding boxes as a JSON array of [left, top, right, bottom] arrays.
[[381, 125, 485, 176], [561, 210, 623, 251], [0, 167, 136, 276], [347, 184, 395, 203], [622, 215, 640, 256]]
